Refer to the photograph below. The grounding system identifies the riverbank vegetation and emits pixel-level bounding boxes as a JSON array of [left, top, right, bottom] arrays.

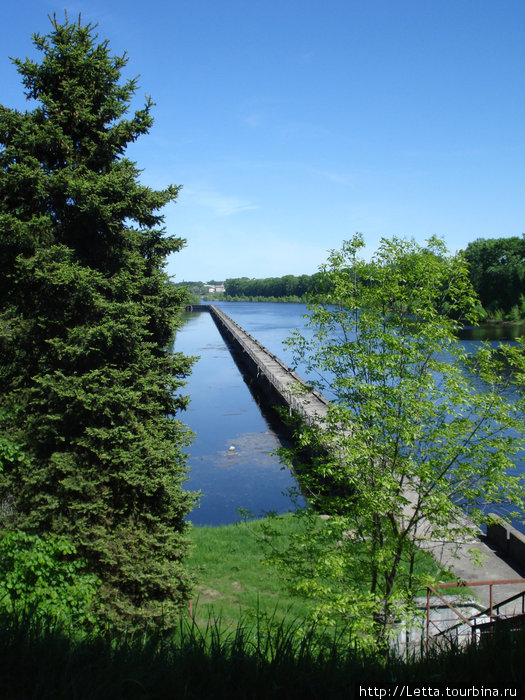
[[276, 235, 525, 648], [188, 515, 452, 632], [188, 516, 314, 627], [463, 236, 525, 322], [180, 235, 525, 321], [0, 516, 523, 697]]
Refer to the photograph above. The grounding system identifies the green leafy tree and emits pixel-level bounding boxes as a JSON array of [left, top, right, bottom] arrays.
[[0, 15, 196, 628], [463, 236, 525, 318], [273, 235, 525, 648], [0, 428, 99, 626], [0, 530, 100, 627]]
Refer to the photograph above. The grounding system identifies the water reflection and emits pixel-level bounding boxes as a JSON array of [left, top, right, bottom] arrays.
[[459, 324, 525, 341], [175, 310, 299, 526]]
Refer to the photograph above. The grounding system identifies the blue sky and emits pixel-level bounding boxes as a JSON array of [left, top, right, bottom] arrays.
[[2, 1, 524, 281]]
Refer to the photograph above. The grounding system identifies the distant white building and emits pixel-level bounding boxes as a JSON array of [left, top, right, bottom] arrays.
[[204, 283, 225, 294]]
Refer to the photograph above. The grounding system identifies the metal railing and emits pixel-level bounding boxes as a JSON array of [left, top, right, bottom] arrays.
[[426, 579, 525, 649]]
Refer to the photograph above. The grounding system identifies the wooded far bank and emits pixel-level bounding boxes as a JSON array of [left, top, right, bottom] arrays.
[[180, 235, 525, 321]]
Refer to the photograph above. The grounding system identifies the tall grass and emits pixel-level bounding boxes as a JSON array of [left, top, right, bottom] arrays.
[[1, 517, 520, 697], [0, 611, 524, 699]]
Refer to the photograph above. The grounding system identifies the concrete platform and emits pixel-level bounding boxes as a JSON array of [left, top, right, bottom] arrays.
[[422, 532, 525, 612]]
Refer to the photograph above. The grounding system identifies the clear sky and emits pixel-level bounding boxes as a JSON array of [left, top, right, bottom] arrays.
[[2, 1, 524, 282]]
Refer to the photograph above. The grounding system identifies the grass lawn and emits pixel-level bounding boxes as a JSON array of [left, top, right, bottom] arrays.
[[187, 513, 458, 630], [188, 514, 316, 627]]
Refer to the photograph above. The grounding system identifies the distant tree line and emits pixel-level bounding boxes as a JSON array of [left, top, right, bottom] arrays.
[[205, 237, 525, 320], [463, 236, 525, 321], [224, 274, 320, 299]]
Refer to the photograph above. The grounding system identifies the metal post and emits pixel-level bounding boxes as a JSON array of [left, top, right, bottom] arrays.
[[426, 588, 431, 651]]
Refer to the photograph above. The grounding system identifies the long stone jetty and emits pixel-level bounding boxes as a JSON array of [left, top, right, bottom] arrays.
[[188, 304, 525, 611], [207, 304, 331, 427]]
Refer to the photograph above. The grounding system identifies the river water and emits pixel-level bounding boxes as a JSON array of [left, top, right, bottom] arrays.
[[176, 302, 524, 528], [175, 305, 302, 526]]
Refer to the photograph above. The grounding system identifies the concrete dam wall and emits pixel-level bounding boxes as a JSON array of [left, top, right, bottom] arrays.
[[207, 305, 330, 427]]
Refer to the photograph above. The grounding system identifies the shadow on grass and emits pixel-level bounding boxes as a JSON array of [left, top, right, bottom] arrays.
[[0, 610, 524, 698]]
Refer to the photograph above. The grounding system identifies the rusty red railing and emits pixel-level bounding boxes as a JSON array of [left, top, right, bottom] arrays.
[[426, 578, 525, 650]]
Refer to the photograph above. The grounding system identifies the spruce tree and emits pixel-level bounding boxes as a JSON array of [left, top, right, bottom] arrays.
[[0, 15, 196, 627]]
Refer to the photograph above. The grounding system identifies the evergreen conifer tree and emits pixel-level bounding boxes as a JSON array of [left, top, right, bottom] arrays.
[[0, 14, 196, 627]]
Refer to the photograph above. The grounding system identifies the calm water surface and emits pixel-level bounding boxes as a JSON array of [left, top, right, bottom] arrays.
[[175, 307, 302, 526], [177, 303, 524, 529]]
